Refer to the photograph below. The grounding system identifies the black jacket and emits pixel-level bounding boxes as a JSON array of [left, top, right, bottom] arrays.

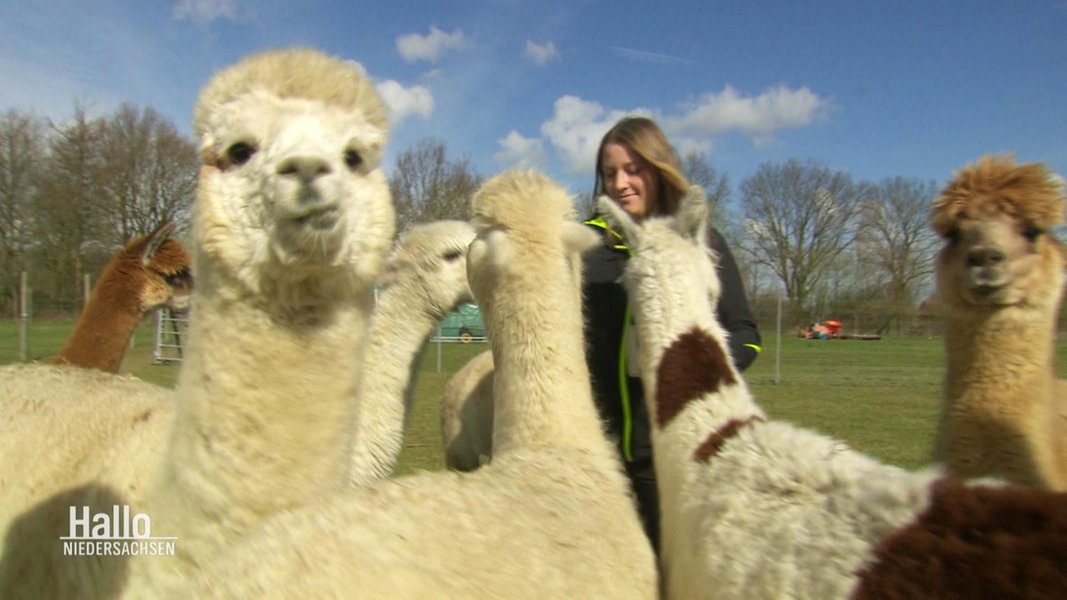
[[582, 218, 762, 465]]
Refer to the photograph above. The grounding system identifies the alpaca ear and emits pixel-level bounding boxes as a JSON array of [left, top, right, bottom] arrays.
[[143, 221, 176, 266], [677, 186, 709, 244], [596, 196, 635, 240], [377, 254, 408, 287], [562, 221, 599, 254], [469, 228, 512, 271]]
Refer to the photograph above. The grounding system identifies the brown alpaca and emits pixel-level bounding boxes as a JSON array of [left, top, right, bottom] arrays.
[[46, 221, 192, 373], [931, 154, 1067, 490]]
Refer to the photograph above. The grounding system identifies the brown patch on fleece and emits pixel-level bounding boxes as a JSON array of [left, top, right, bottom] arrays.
[[851, 478, 1067, 599], [692, 416, 765, 463], [655, 327, 737, 428]]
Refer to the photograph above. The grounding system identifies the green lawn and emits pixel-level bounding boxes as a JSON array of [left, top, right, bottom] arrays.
[[6, 319, 1067, 475]]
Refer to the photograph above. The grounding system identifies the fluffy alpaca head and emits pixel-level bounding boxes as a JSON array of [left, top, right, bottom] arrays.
[[191, 48, 395, 311], [379, 220, 475, 301], [466, 170, 598, 364], [932, 155, 1064, 235], [932, 155, 1066, 310], [119, 220, 193, 313], [467, 170, 597, 304], [597, 185, 721, 331], [193, 48, 388, 145]]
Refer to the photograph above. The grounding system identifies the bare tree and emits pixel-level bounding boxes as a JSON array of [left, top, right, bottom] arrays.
[[680, 151, 752, 267], [24, 104, 196, 312], [738, 159, 866, 324], [0, 110, 47, 315], [97, 104, 197, 244], [33, 105, 108, 309], [681, 151, 730, 225], [854, 177, 941, 332], [389, 137, 482, 232]]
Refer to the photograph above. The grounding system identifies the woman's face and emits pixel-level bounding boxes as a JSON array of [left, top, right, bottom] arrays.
[[600, 142, 658, 220]]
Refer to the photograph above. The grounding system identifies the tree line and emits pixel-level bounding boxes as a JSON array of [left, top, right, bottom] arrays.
[[1, 105, 947, 335]]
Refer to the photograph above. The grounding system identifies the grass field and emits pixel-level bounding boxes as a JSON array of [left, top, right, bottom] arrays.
[[6, 318, 1067, 476]]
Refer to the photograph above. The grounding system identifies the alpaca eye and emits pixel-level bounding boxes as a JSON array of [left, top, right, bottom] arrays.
[[442, 250, 463, 262], [164, 269, 192, 287], [226, 142, 256, 166], [1022, 224, 1044, 243], [344, 149, 363, 170], [945, 228, 961, 245]]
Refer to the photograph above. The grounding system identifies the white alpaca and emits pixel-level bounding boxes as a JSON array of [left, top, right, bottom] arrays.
[[931, 155, 1067, 490], [441, 349, 494, 470], [189, 170, 658, 599], [0, 367, 171, 526], [0, 221, 466, 598], [0, 218, 470, 547], [0, 47, 435, 598], [351, 219, 477, 485], [598, 187, 1067, 599], [123, 47, 395, 595]]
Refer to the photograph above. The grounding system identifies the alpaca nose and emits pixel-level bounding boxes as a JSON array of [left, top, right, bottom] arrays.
[[276, 155, 331, 180], [966, 247, 1004, 268]]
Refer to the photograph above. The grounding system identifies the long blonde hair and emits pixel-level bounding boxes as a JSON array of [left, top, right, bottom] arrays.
[[593, 116, 690, 217]]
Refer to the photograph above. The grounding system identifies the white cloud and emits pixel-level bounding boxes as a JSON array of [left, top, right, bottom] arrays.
[[666, 84, 829, 145], [540, 96, 645, 174], [524, 40, 560, 66], [670, 136, 713, 159], [375, 80, 434, 125], [525, 85, 826, 176], [396, 26, 468, 63], [172, 0, 241, 25], [493, 131, 547, 170]]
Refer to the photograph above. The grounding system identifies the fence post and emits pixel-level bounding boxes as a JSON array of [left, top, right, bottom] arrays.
[[774, 294, 784, 385], [18, 271, 29, 362], [154, 309, 163, 364], [436, 325, 443, 373]]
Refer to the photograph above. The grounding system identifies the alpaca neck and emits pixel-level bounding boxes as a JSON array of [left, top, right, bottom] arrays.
[[936, 293, 1065, 489], [640, 318, 762, 444], [942, 305, 1057, 404], [55, 263, 142, 372], [631, 268, 763, 464], [488, 275, 609, 459], [349, 279, 444, 485], [153, 263, 371, 565]]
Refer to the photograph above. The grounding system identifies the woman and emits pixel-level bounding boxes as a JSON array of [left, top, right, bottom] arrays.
[[582, 116, 762, 554]]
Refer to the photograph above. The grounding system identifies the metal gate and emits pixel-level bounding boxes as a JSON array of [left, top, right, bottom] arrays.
[[153, 308, 189, 364]]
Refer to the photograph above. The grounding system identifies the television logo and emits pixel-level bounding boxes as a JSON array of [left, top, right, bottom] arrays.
[[61, 505, 176, 557]]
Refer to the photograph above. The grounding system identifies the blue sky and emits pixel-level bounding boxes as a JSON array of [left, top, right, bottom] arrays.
[[2, 0, 1065, 198]]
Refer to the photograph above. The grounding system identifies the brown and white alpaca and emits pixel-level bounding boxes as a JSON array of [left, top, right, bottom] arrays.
[[599, 187, 1067, 599], [350, 219, 476, 485], [47, 221, 191, 373], [931, 154, 1067, 490], [188, 171, 658, 599]]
